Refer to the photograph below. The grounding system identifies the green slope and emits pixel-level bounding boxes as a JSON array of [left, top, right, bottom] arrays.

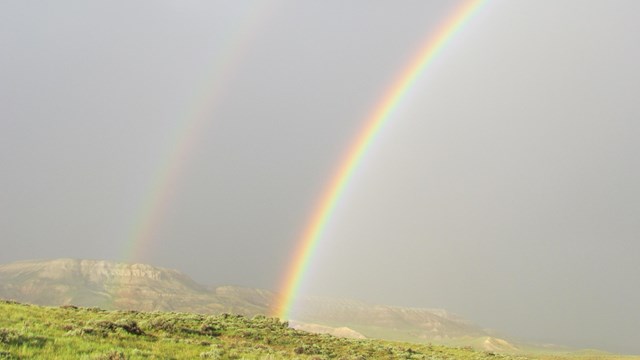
[[0, 299, 532, 360]]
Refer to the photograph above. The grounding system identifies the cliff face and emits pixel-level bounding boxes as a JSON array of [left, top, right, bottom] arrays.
[[0, 259, 212, 311], [0, 258, 201, 286]]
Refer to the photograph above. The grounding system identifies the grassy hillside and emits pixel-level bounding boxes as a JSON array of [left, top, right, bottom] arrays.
[[0, 299, 531, 360], [2, 260, 639, 358], [0, 259, 494, 345]]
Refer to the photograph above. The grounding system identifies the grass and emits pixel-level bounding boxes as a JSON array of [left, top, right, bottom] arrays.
[[0, 299, 532, 359], [0, 299, 637, 360]]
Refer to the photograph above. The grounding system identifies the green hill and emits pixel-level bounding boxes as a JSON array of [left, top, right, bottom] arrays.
[[2, 259, 637, 358], [0, 299, 527, 360], [0, 259, 493, 345]]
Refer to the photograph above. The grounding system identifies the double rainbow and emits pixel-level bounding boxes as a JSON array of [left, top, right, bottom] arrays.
[[273, 0, 486, 320]]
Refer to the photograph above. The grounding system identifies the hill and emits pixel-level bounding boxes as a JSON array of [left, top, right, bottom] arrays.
[[0, 299, 531, 359], [0, 259, 268, 316], [0, 259, 496, 346], [291, 296, 487, 343]]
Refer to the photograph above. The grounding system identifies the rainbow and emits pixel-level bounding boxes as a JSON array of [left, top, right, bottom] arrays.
[[114, 2, 279, 309], [273, 0, 486, 320], [121, 3, 276, 266]]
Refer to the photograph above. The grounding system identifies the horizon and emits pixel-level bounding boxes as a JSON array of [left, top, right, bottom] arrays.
[[2, 0, 640, 354], [0, 256, 594, 353]]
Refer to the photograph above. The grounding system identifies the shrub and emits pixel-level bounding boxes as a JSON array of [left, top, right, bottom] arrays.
[[199, 323, 221, 337], [199, 350, 223, 359], [114, 319, 144, 335], [0, 350, 16, 359], [93, 350, 126, 360], [0, 328, 48, 347]]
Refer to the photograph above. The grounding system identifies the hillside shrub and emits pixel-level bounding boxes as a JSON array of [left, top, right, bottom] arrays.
[[0, 350, 15, 359], [93, 349, 126, 360], [0, 328, 48, 347], [114, 319, 143, 335]]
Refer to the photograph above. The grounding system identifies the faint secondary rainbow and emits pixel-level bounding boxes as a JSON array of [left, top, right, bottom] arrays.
[[273, 0, 486, 320], [120, 2, 277, 266]]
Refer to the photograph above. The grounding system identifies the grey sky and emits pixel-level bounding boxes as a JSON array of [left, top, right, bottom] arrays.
[[2, 0, 639, 354]]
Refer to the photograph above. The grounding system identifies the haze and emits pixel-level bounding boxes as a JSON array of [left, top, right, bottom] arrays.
[[2, 0, 639, 354]]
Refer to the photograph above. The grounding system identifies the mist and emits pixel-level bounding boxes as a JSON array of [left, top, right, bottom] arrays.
[[2, 0, 639, 353]]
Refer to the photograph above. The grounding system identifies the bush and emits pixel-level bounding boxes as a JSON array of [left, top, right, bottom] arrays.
[[0, 350, 16, 359], [147, 315, 179, 333], [199, 323, 221, 337], [0, 328, 48, 347], [114, 319, 144, 335], [93, 350, 126, 360], [199, 350, 222, 359]]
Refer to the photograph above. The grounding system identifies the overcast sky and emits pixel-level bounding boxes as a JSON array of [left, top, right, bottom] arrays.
[[2, 0, 639, 354]]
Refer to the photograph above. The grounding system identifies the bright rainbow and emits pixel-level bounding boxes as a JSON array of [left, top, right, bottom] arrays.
[[273, 0, 486, 320]]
